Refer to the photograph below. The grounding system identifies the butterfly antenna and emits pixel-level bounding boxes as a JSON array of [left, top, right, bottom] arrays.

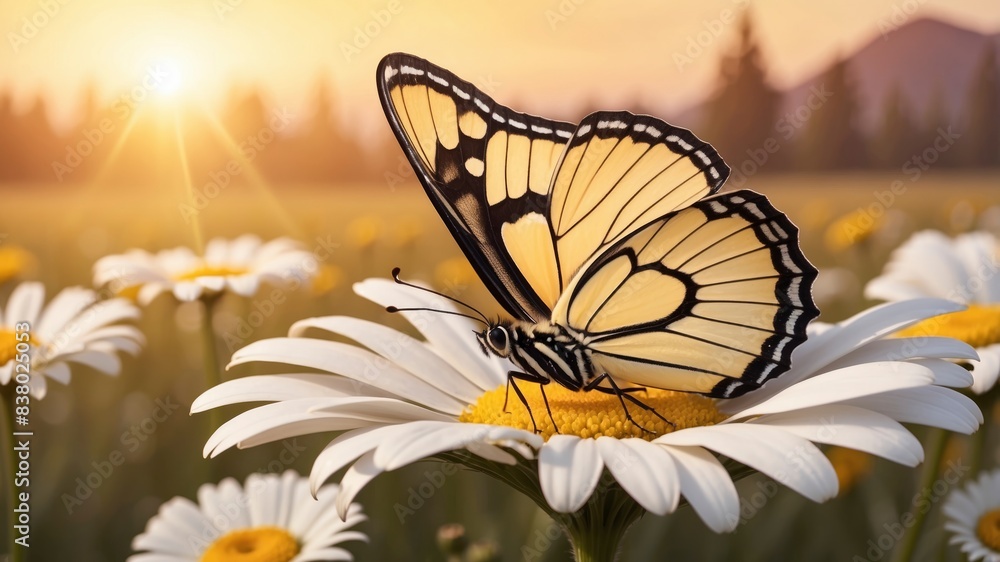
[[387, 267, 490, 326]]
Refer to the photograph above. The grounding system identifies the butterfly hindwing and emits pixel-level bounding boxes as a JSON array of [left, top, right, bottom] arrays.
[[552, 190, 819, 398], [378, 53, 575, 321]]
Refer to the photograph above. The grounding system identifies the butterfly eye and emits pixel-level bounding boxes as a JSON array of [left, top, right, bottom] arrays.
[[488, 327, 509, 350]]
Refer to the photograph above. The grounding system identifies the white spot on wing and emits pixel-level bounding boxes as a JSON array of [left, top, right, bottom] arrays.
[[531, 125, 553, 134], [770, 221, 788, 239], [509, 119, 527, 130], [787, 278, 802, 306], [694, 150, 711, 165], [709, 167, 720, 180], [634, 124, 647, 132], [646, 126, 661, 137], [779, 246, 802, 274], [453, 86, 470, 100], [759, 224, 778, 242], [756, 363, 777, 384], [708, 201, 727, 214], [383, 66, 398, 81], [492, 113, 505, 123], [745, 203, 767, 220], [427, 72, 448, 87], [474, 98, 490, 113], [577, 124, 592, 136], [772, 337, 790, 361], [731, 196, 745, 204], [400, 65, 424, 76], [556, 130, 573, 139], [785, 309, 803, 333]]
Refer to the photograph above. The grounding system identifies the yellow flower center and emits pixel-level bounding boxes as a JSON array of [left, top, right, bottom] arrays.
[[897, 304, 1000, 349], [460, 383, 726, 441], [200, 527, 299, 562], [977, 508, 1000, 552], [0, 330, 39, 366], [173, 265, 249, 282], [0, 246, 34, 284]]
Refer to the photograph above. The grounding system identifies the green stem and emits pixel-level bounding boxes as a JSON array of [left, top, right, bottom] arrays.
[[891, 428, 948, 562], [200, 295, 223, 444], [0, 387, 24, 562]]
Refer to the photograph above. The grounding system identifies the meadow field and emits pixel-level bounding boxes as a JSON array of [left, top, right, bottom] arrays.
[[3, 171, 999, 561]]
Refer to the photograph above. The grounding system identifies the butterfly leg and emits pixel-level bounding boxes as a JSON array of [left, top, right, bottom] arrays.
[[585, 374, 676, 434], [504, 370, 556, 435]]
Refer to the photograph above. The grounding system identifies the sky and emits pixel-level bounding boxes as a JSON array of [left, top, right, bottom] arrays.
[[2, 0, 999, 132]]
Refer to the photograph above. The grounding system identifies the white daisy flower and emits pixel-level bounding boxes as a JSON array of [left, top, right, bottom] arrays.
[[0, 281, 143, 399], [93, 235, 316, 304], [194, 277, 982, 545], [128, 470, 367, 562], [944, 469, 1000, 562], [866, 230, 1000, 394]]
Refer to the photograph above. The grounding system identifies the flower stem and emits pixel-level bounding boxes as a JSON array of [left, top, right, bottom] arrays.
[[556, 483, 645, 562], [890, 428, 948, 562], [200, 295, 223, 440], [0, 387, 24, 562]]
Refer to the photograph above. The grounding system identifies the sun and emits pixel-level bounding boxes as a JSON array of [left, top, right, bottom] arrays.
[[150, 57, 185, 98]]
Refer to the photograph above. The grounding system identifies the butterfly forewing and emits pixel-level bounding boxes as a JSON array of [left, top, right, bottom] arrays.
[[378, 53, 574, 321], [553, 190, 818, 397], [548, 112, 730, 294]]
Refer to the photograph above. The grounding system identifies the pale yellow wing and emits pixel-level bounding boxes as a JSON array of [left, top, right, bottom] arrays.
[[551, 190, 819, 398]]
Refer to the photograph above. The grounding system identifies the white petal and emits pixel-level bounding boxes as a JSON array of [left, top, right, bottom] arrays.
[[226, 275, 260, 296], [597, 437, 679, 516], [844, 386, 982, 433], [192, 374, 394, 412], [538, 436, 603, 513], [353, 278, 507, 390], [657, 425, 837, 502], [750, 405, 924, 466], [971, 344, 1000, 394], [229, 338, 466, 415], [310, 425, 410, 494], [172, 282, 203, 302], [372, 421, 537, 471], [290, 316, 484, 403], [726, 362, 934, 420], [5, 282, 45, 326], [336, 451, 381, 519], [660, 445, 739, 533], [195, 276, 226, 292]]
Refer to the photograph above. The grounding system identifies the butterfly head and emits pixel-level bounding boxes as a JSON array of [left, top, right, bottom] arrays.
[[477, 321, 513, 358]]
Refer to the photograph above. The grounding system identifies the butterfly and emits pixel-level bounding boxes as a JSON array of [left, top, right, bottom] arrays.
[[377, 52, 819, 433]]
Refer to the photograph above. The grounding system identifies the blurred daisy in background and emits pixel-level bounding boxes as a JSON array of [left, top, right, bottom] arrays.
[[866, 230, 1000, 394], [129, 470, 367, 562], [0, 281, 143, 399], [93, 235, 316, 304], [944, 468, 1000, 562], [194, 277, 980, 556]]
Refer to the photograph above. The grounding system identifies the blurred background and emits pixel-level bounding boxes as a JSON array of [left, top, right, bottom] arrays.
[[1, 0, 999, 560]]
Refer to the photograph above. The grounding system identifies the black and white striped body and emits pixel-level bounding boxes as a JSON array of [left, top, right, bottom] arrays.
[[477, 321, 596, 391]]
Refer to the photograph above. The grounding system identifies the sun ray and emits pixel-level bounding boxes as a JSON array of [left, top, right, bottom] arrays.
[[196, 106, 307, 239], [173, 110, 205, 254]]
